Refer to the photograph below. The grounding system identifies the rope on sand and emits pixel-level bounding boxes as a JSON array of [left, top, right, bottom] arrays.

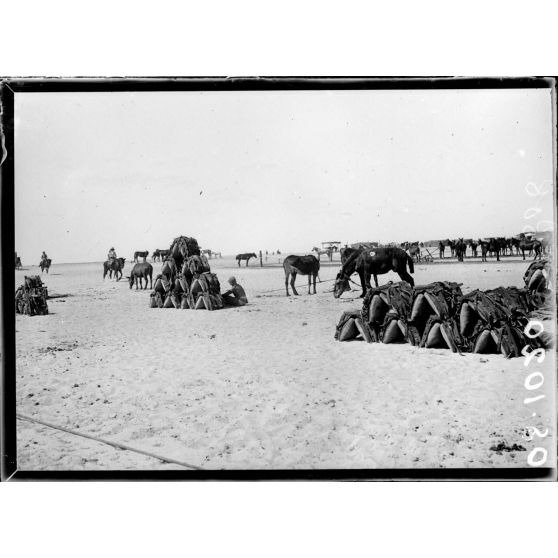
[[257, 277, 336, 294], [16, 413, 203, 470]]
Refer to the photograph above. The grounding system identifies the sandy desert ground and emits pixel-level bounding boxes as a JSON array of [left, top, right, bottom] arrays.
[[13, 254, 557, 471]]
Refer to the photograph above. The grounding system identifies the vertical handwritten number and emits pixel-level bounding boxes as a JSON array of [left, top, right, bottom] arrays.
[[523, 207, 542, 219], [521, 346, 546, 365], [527, 448, 548, 467], [524, 320, 544, 339], [524, 372, 544, 391]]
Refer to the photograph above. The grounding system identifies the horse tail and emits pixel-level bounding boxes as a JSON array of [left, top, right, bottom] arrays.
[[407, 253, 414, 274]]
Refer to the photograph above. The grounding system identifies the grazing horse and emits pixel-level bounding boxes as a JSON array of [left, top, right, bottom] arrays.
[[103, 257, 125, 281], [469, 240, 478, 258], [519, 234, 542, 260], [128, 262, 153, 290], [340, 246, 360, 265], [134, 250, 149, 263], [236, 253, 257, 267], [333, 247, 414, 298], [283, 255, 320, 296], [312, 246, 333, 262], [39, 258, 52, 273]]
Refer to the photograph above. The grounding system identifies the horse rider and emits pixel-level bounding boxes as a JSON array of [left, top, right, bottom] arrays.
[[222, 276, 248, 307], [41, 251, 48, 263], [107, 247, 117, 263]]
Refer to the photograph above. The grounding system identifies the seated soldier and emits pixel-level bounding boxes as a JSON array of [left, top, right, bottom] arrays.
[[222, 276, 248, 307], [41, 251, 48, 262], [107, 247, 117, 262]]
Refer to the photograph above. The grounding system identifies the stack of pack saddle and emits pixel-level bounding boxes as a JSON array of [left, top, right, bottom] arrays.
[[458, 286, 540, 357], [408, 281, 463, 352], [523, 259, 552, 309], [15, 275, 49, 316], [335, 281, 414, 343], [360, 281, 414, 343], [150, 251, 223, 311]]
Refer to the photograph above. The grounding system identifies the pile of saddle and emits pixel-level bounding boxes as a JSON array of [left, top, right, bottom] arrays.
[[336, 264, 551, 357], [150, 236, 224, 311], [15, 275, 49, 316]]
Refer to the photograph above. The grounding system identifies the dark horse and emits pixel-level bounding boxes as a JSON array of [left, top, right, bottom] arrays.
[[236, 253, 257, 267], [103, 257, 126, 281], [15, 255, 22, 269], [127, 262, 153, 290], [469, 239, 478, 258], [283, 255, 320, 296], [454, 238, 466, 262], [519, 234, 542, 260], [39, 258, 52, 273], [134, 250, 149, 263], [333, 247, 414, 298]]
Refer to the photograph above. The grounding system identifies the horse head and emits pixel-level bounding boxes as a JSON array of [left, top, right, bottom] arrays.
[[333, 272, 351, 299]]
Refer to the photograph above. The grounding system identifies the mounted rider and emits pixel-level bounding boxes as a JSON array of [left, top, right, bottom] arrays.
[[107, 247, 117, 263], [41, 251, 48, 263]]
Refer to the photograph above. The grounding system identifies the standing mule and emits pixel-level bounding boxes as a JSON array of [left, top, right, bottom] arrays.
[[519, 234, 542, 260], [134, 250, 149, 263], [454, 238, 466, 262], [283, 255, 320, 296], [333, 247, 414, 299], [236, 253, 257, 267]]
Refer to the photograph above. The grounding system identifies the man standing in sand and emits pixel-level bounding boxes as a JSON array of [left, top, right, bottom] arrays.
[[222, 276, 248, 307]]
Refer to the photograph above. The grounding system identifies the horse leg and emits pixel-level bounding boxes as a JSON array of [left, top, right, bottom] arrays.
[[398, 270, 415, 287], [313, 273, 317, 294], [291, 272, 299, 295], [238, 259, 241, 268], [307, 274, 311, 295], [357, 269, 367, 297], [285, 272, 290, 296]]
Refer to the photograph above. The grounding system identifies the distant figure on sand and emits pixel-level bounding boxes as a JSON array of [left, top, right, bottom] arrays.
[[222, 277, 248, 306], [39, 251, 51, 274]]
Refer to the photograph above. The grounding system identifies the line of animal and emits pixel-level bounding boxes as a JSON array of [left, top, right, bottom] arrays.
[[133, 250, 149, 263], [127, 262, 153, 290], [333, 246, 414, 299], [283, 255, 320, 296], [152, 249, 170, 262], [236, 253, 257, 267], [103, 257, 126, 281]]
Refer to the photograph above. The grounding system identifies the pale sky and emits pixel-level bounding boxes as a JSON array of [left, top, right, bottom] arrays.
[[14, 88, 555, 263]]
